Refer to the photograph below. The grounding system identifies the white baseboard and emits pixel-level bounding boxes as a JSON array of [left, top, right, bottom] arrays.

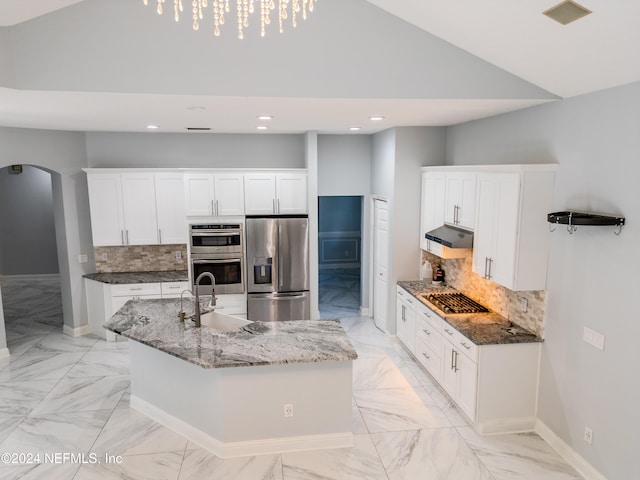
[[0, 274, 60, 285], [0, 348, 10, 360], [535, 419, 607, 480], [131, 395, 354, 458], [359, 307, 370, 317], [63, 324, 91, 338], [475, 417, 537, 435]]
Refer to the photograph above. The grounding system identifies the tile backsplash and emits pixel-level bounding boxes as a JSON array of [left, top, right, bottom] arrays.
[[421, 250, 546, 337], [94, 245, 188, 273]]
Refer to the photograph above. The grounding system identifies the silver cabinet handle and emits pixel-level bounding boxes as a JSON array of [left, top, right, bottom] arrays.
[[401, 305, 406, 322], [121, 230, 125, 245], [423, 329, 431, 336], [460, 341, 471, 350], [215, 199, 219, 216], [125, 230, 129, 245], [158, 229, 162, 244], [451, 348, 455, 370], [453, 350, 459, 372], [487, 258, 493, 280], [129, 287, 142, 291], [398, 291, 404, 297], [277, 198, 281, 214], [422, 352, 430, 360], [484, 257, 489, 278], [272, 198, 276, 214], [444, 328, 454, 336]]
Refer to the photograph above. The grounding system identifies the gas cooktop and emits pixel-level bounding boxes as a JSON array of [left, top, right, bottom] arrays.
[[422, 292, 489, 314]]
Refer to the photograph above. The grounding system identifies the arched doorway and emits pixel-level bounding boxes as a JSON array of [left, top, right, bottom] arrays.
[[0, 165, 65, 355]]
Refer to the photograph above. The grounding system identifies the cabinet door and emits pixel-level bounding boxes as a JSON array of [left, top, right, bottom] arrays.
[[155, 173, 187, 244], [473, 173, 520, 289], [87, 174, 125, 246], [420, 172, 446, 251], [244, 174, 276, 215], [214, 174, 245, 216], [276, 173, 307, 214], [121, 173, 158, 245], [396, 295, 408, 346], [441, 341, 458, 398], [445, 173, 476, 230], [456, 351, 478, 421], [184, 173, 214, 216]]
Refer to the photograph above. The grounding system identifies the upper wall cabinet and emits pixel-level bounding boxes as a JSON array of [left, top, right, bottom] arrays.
[[472, 167, 556, 291], [244, 173, 308, 215], [184, 172, 245, 217], [87, 172, 159, 246], [444, 172, 476, 231], [87, 171, 188, 246]]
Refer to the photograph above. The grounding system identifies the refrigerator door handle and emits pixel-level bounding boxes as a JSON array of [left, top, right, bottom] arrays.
[[250, 292, 307, 300], [278, 223, 284, 289]]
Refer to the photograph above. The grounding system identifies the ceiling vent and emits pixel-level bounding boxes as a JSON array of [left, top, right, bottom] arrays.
[[543, 0, 592, 25], [186, 127, 211, 131]]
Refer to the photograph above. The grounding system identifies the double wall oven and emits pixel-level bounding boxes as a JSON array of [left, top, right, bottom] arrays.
[[189, 223, 244, 295]]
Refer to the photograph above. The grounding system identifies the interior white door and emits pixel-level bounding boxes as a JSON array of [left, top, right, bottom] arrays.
[[373, 198, 389, 332]]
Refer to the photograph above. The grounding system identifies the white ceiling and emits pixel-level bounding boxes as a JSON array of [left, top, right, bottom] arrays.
[[0, 0, 638, 134]]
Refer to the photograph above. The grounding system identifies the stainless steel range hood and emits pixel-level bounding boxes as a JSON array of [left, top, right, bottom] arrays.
[[425, 225, 473, 249]]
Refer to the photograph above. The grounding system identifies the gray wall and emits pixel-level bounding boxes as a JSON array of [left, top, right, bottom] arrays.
[[0, 27, 14, 88], [0, 166, 59, 275], [446, 81, 640, 479], [86, 133, 305, 168], [317, 135, 371, 197]]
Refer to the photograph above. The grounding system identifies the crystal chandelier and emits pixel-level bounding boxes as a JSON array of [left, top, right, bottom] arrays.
[[143, 0, 317, 39]]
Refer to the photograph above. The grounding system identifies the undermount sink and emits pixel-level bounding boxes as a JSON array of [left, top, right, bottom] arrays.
[[199, 311, 252, 332]]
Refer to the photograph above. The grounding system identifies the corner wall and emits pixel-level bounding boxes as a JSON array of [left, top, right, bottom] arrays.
[[445, 81, 640, 480]]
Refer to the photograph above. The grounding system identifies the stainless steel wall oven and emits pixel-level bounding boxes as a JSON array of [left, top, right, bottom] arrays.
[[189, 223, 244, 295]]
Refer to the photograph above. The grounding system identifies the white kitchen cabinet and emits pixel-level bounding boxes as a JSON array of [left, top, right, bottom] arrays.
[[444, 172, 476, 230], [87, 172, 158, 246], [396, 287, 416, 354], [155, 173, 187, 244], [184, 172, 245, 216], [472, 167, 555, 291], [396, 286, 541, 433], [244, 172, 307, 215]]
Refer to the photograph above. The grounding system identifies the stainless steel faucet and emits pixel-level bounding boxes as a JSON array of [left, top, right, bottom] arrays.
[[194, 272, 217, 327]]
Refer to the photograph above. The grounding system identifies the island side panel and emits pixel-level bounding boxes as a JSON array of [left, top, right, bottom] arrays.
[[128, 341, 353, 457]]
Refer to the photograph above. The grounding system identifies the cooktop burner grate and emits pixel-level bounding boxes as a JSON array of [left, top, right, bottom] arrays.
[[422, 292, 489, 314]]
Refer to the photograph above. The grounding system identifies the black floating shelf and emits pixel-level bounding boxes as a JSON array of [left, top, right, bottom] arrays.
[[547, 211, 625, 235], [547, 211, 625, 227]]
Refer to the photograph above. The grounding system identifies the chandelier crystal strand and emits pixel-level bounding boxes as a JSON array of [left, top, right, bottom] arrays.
[[144, 0, 316, 36]]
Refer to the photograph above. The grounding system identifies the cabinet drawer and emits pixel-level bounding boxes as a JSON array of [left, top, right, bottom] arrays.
[[416, 317, 443, 353], [111, 283, 161, 297], [161, 281, 189, 297], [416, 303, 443, 333], [442, 324, 478, 362], [415, 338, 442, 382]]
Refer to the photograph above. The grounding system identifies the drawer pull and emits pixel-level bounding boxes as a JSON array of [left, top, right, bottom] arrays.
[[166, 286, 181, 289], [407, 298, 413, 304], [460, 341, 471, 350], [129, 287, 143, 291], [422, 352, 430, 360], [444, 328, 454, 336], [423, 329, 431, 336]]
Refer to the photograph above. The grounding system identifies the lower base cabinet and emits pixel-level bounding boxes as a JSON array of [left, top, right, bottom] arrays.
[[396, 286, 540, 434]]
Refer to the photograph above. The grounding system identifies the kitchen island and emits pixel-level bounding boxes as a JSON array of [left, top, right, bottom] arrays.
[[105, 298, 358, 458]]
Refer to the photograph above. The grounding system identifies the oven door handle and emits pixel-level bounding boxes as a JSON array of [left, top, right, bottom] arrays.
[[190, 232, 240, 237], [192, 258, 242, 264]]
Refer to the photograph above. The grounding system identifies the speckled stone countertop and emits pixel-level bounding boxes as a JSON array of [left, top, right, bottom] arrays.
[[84, 271, 188, 284], [104, 298, 358, 369], [397, 280, 541, 345]]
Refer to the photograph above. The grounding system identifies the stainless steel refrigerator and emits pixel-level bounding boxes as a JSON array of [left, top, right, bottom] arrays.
[[246, 216, 310, 321]]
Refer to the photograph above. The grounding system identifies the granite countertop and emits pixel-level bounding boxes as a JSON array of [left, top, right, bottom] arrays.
[[84, 270, 188, 284], [104, 298, 358, 369], [397, 280, 541, 346]]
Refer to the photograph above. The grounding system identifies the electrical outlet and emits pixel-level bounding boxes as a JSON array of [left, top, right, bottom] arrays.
[[101, 252, 109, 261], [78, 254, 88, 264], [584, 426, 593, 445], [520, 297, 528, 313], [175, 251, 182, 260], [283, 403, 294, 418]]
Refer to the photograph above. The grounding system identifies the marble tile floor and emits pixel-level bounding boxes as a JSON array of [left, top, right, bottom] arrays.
[[0, 278, 583, 479], [319, 268, 361, 320]]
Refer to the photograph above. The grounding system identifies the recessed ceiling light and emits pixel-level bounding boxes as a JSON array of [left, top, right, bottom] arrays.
[[350, 127, 361, 131], [257, 125, 268, 130], [369, 116, 384, 121], [257, 115, 273, 120], [543, 0, 592, 25], [146, 125, 159, 129]]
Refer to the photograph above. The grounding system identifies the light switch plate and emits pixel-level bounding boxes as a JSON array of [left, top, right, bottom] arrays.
[[583, 327, 605, 351]]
